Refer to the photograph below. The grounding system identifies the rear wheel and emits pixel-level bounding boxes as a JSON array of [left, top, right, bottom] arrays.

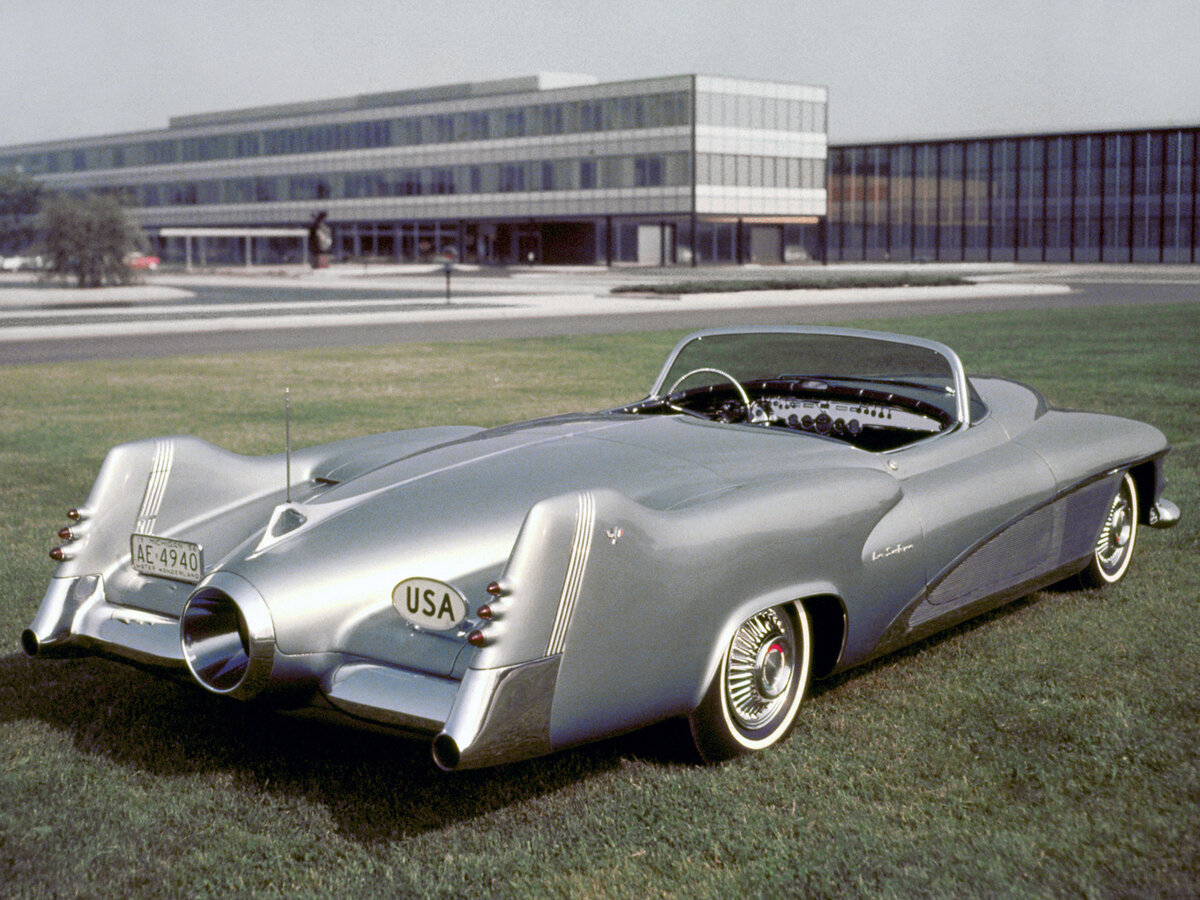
[[1079, 472, 1139, 587], [689, 602, 812, 762]]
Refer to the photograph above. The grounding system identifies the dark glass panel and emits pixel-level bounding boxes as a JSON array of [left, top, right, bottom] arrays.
[[938, 143, 964, 259], [887, 145, 914, 261], [990, 140, 1017, 260], [912, 144, 938, 259], [1102, 134, 1131, 261]]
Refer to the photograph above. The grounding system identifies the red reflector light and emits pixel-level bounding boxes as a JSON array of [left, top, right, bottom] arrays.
[[467, 630, 486, 647], [477, 604, 493, 620], [486, 581, 503, 596], [67, 508, 82, 521], [58, 527, 75, 541], [49, 546, 68, 562]]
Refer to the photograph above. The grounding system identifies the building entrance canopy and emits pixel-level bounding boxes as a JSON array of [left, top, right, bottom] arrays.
[[157, 227, 310, 269]]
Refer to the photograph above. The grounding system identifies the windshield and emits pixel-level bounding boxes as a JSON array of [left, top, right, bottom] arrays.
[[651, 327, 971, 425]]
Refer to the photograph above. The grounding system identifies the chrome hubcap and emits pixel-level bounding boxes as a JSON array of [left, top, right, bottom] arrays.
[[726, 608, 794, 729], [1097, 488, 1133, 571]]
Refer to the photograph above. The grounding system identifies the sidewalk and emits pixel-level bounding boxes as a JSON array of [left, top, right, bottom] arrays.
[[0, 262, 1070, 314], [0, 275, 194, 307]]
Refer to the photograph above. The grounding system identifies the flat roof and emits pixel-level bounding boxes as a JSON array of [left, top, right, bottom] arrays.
[[169, 73, 601, 130]]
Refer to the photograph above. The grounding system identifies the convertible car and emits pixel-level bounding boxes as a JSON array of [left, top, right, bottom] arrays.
[[23, 326, 1179, 769]]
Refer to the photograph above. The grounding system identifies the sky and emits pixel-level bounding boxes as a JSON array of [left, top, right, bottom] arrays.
[[2, 0, 1199, 147]]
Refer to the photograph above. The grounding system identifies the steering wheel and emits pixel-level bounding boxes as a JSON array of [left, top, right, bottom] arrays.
[[664, 367, 753, 421]]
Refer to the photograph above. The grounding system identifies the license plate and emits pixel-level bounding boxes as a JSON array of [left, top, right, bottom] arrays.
[[131, 533, 204, 584]]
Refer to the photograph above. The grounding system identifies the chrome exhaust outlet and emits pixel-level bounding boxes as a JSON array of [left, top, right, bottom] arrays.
[[181, 573, 277, 700], [21, 575, 104, 658], [20, 626, 86, 659]]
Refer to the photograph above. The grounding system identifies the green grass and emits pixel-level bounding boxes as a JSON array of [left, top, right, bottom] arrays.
[[1, 304, 1198, 898]]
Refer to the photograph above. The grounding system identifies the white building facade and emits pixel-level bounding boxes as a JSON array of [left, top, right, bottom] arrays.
[[1, 73, 828, 266]]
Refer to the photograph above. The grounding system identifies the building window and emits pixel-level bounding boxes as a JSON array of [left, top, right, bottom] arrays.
[[288, 177, 331, 201], [634, 155, 663, 187], [255, 178, 277, 202], [399, 118, 423, 145], [431, 168, 455, 195], [499, 163, 525, 192], [430, 115, 454, 143], [580, 159, 596, 189], [540, 105, 564, 135], [578, 101, 602, 132], [467, 112, 489, 140], [147, 140, 177, 165], [399, 169, 423, 196], [503, 109, 526, 138]]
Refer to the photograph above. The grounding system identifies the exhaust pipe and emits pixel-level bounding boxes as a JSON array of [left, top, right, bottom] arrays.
[[21, 575, 103, 658], [180, 573, 277, 700], [432, 656, 559, 770]]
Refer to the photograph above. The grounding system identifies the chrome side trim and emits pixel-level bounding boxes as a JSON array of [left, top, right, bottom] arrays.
[[135, 438, 174, 534], [546, 491, 596, 656]]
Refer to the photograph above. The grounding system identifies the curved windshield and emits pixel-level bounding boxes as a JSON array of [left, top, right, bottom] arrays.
[[651, 328, 971, 425]]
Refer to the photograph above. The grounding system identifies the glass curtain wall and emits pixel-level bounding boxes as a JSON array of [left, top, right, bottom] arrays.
[[829, 127, 1200, 264]]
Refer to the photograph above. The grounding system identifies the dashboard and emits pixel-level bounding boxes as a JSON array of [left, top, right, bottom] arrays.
[[617, 378, 953, 452], [748, 395, 942, 437]]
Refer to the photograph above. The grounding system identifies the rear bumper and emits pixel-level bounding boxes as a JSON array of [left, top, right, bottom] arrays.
[[1148, 498, 1181, 529], [23, 574, 462, 737], [22, 575, 184, 665]]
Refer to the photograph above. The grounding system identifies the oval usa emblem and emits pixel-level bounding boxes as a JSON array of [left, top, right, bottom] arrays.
[[392, 577, 468, 631]]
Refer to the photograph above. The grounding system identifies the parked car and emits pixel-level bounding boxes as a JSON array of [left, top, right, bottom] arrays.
[[1, 254, 44, 272], [23, 326, 1179, 769], [124, 253, 160, 270]]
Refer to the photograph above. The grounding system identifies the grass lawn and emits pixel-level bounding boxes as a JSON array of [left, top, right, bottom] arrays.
[[1, 303, 1197, 898]]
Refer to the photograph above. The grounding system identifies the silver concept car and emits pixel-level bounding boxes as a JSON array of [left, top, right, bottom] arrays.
[[23, 326, 1180, 769]]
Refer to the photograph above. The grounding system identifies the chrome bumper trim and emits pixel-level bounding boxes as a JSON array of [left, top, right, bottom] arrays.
[[433, 656, 560, 770], [23, 575, 185, 666], [322, 662, 458, 733], [1148, 498, 1180, 529]]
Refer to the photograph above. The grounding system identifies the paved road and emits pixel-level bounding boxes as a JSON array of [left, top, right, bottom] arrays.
[[1, 265, 1196, 365]]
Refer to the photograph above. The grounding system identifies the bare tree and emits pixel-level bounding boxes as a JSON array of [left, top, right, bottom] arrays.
[[40, 192, 144, 288]]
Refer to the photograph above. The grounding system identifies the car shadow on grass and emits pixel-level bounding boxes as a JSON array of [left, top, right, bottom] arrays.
[[0, 649, 694, 843], [0, 586, 1063, 843]]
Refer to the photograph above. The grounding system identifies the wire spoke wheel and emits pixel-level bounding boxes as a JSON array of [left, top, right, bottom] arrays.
[[725, 608, 795, 729], [689, 602, 812, 762], [1081, 472, 1139, 587]]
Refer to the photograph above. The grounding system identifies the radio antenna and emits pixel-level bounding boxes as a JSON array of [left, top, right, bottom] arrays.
[[285, 387, 292, 503]]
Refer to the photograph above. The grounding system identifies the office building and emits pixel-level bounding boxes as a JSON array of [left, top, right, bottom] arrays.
[[6, 74, 1197, 267], [827, 127, 1199, 264], [0, 74, 829, 266]]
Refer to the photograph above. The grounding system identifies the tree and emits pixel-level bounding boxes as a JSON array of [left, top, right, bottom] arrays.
[[0, 173, 41, 255], [40, 192, 144, 288]]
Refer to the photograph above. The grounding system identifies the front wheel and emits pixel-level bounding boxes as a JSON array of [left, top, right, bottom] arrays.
[[1079, 471, 1139, 587], [689, 602, 812, 762]]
